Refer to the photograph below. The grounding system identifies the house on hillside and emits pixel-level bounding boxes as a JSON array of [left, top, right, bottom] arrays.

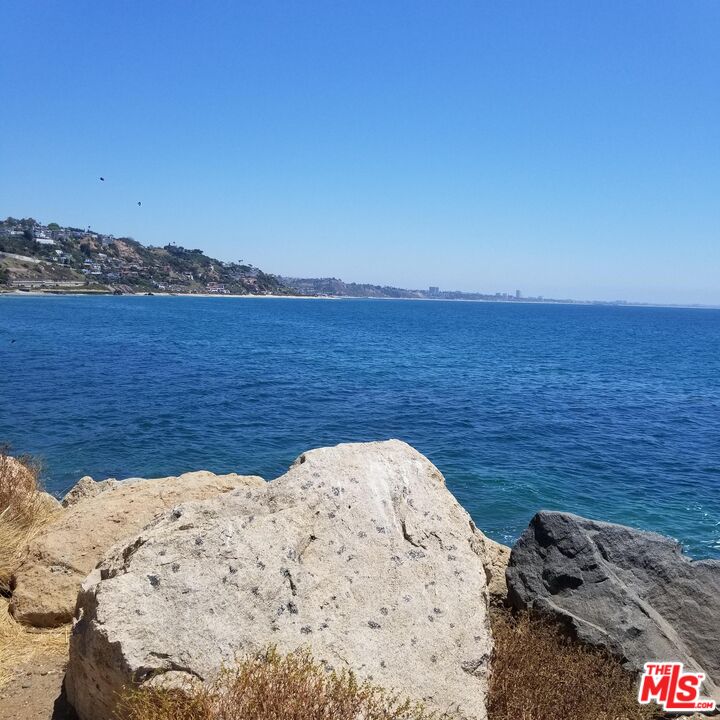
[[50, 227, 69, 241]]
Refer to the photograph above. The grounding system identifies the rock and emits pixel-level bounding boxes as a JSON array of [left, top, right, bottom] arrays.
[[506, 511, 720, 703], [477, 536, 511, 602], [65, 440, 493, 720], [37, 492, 62, 512], [10, 471, 265, 627], [61, 476, 118, 507]]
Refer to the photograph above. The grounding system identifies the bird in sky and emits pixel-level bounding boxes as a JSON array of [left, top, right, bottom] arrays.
[[137, 201, 142, 206], [99, 177, 105, 181]]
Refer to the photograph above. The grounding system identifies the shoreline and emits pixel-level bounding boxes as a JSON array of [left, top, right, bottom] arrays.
[[1, 289, 719, 310]]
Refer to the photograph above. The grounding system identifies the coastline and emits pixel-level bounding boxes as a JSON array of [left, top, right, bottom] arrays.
[[1, 289, 718, 310]]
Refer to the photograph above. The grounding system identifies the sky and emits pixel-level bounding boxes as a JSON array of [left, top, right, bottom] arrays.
[[1, 1, 719, 304]]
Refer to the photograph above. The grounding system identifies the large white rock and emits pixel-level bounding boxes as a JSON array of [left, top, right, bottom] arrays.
[[10, 471, 265, 627], [65, 440, 493, 720]]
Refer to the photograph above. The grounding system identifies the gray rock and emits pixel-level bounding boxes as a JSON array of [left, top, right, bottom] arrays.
[[65, 440, 493, 720], [506, 511, 720, 703]]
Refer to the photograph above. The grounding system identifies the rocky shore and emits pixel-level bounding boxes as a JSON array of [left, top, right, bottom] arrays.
[[2, 440, 718, 719]]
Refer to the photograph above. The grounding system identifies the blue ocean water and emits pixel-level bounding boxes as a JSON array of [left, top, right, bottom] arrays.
[[1, 296, 719, 558]]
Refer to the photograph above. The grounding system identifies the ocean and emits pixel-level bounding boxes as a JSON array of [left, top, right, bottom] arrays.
[[1, 295, 718, 558]]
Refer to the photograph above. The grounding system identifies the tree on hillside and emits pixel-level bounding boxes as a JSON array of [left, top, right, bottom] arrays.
[[256, 270, 282, 291]]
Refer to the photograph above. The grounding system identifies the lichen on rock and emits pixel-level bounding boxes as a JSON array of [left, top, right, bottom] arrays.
[[65, 440, 495, 720]]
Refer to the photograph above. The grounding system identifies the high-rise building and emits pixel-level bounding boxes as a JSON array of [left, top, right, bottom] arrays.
[[429, 286, 440, 296], [515, 289, 522, 299]]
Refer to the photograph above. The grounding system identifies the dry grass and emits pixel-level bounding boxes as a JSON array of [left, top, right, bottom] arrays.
[[120, 647, 443, 720], [0, 447, 66, 690], [0, 598, 69, 689], [121, 612, 662, 720], [0, 448, 58, 592], [488, 605, 659, 720]]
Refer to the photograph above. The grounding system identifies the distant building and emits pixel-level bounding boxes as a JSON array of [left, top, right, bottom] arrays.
[[429, 286, 440, 296], [515, 289, 521, 299]]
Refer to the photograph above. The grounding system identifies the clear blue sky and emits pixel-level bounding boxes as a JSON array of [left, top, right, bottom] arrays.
[[2, 1, 718, 304]]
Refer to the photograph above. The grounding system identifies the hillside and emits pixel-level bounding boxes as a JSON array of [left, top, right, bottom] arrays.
[[0, 217, 289, 295], [280, 277, 426, 298], [1, 215, 602, 303]]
